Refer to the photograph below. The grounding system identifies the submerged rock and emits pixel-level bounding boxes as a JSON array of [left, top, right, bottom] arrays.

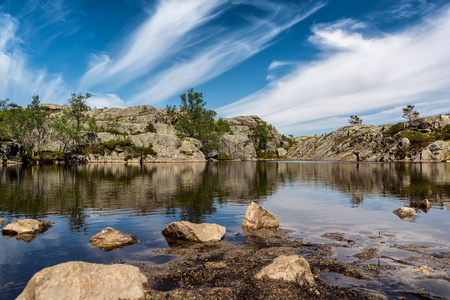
[[17, 261, 147, 300], [0, 219, 5, 225], [412, 265, 434, 274], [2, 219, 52, 237], [162, 221, 226, 243], [411, 199, 432, 213], [242, 201, 279, 230], [90, 227, 138, 251], [393, 207, 417, 219], [255, 255, 315, 285]]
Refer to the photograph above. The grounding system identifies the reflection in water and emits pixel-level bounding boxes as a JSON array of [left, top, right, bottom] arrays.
[[0, 162, 449, 228], [0, 162, 449, 299]]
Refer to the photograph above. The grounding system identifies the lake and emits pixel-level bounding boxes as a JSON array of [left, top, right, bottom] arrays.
[[1, 162, 449, 299]]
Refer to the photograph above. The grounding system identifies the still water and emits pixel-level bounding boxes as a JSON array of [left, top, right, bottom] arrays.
[[0, 162, 449, 299]]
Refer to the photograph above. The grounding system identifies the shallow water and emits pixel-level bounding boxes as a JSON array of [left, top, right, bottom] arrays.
[[0, 161, 449, 299]]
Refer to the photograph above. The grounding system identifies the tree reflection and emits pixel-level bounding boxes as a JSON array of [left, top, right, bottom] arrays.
[[0, 162, 449, 229]]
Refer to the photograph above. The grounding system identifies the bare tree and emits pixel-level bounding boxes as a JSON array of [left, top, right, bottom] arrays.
[[348, 115, 362, 125], [402, 105, 419, 125]]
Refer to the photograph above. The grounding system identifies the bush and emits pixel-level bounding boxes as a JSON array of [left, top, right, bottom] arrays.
[[401, 131, 433, 144], [145, 123, 156, 133], [440, 125, 450, 140], [386, 123, 404, 136], [217, 153, 232, 160]]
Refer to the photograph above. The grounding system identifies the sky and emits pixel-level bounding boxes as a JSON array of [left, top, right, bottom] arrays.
[[0, 0, 449, 136]]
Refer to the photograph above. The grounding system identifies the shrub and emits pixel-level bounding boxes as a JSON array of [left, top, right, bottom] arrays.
[[440, 125, 450, 140], [217, 153, 232, 160], [386, 123, 404, 136], [145, 123, 156, 133], [401, 131, 433, 144]]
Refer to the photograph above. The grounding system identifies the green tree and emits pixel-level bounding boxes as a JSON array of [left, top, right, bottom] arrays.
[[175, 89, 225, 151], [67, 93, 91, 130], [51, 93, 94, 154], [402, 105, 420, 125], [348, 115, 362, 125]]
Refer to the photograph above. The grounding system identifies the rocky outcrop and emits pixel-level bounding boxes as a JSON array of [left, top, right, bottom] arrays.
[[287, 114, 450, 162], [242, 201, 280, 230], [2, 219, 52, 235], [0, 141, 25, 164], [412, 141, 450, 161], [255, 255, 315, 285], [162, 221, 226, 243], [393, 207, 417, 219], [90, 227, 138, 251], [220, 134, 256, 160], [17, 261, 147, 300], [2, 219, 53, 243], [226, 115, 288, 157]]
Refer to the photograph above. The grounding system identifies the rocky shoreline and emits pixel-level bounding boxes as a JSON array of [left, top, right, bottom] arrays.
[[8, 203, 449, 299]]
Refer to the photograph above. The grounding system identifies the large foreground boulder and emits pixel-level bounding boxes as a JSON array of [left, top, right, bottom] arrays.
[[17, 261, 147, 300], [242, 201, 279, 230], [255, 255, 315, 285], [393, 207, 417, 219], [2, 219, 52, 237], [162, 221, 226, 243], [90, 227, 139, 251]]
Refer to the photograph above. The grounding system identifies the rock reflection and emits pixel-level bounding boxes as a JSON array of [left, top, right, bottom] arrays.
[[0, 162, 449, 228]]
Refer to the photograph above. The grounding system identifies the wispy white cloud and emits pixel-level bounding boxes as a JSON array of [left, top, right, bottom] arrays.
[[80, 0, 224, 91], [87, 93, 128, 109], [218, 7, 450, 136], [268, 60, 294, 71], [0, 13, 66, 104], [383, 0, 436, 21], [129, 1, 325, 104]]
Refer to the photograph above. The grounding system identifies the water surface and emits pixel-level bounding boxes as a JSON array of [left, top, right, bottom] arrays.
[[0, 162, 449, 299]]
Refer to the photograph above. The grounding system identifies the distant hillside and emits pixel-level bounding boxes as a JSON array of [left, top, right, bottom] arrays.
[[1, 105, 289, 164], [287, 114, 450, 162]]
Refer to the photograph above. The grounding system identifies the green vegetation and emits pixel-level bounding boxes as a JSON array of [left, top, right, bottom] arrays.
[[78, 139, 156, 159], [145, 123, 156, 133], [281, 134, 294, 148], [386, 123, 404, 136], [173, 89, 230, 152], [440, 125, 450, 140], [0, 96, 50, 157], [217, 153, 232, 160], [165, 104, 177, 117]]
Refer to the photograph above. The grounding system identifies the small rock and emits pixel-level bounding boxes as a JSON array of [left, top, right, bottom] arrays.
[[413, 265, 434, 274], [2, 219, 52, 235], [162, 221, 226, 243], [393, 207, 417, 219], [90, 227, 138, 251], [255, 255, 315, 285], [17, 261, 147, 300], [414, 199, 432, 212], [0, 219, 5, 225], [242, 201, 279, 230], [277, 148, 287, 157]]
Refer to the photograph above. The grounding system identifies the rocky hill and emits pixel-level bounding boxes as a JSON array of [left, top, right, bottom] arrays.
[[1, 104, 288, 164], [287, 114, 450, 162]]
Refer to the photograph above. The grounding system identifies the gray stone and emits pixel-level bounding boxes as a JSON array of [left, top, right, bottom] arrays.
[[255, 255, 315, 285], [162, 221, 226, 243], [2, 219, 52, 235], [90, 227, 139, 251], [242, 201, 279, 230], [277, 147, 287, 157], [393, 207, 417, 219], [398, 137, 410, 149], [413, 141, 450, 161], [220, 134, 256, 160], [411, 199, 432, 213], [17, 261, 147, 300]]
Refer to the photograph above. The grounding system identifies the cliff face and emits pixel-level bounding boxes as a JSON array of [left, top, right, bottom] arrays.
[[36, 105, 288, 163], [287, 114, 450, 162]]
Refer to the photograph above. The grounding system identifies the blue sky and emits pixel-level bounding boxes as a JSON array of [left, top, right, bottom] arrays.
[[0, 0, 449, 136]]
